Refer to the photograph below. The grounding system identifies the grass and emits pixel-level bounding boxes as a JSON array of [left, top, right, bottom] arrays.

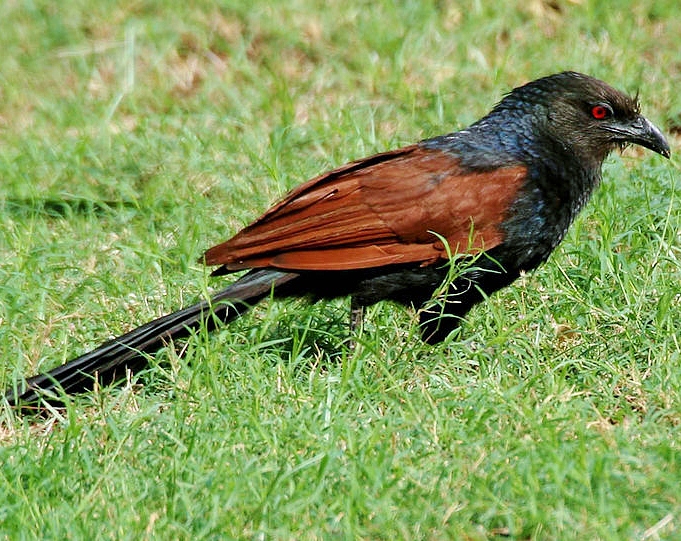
[[1, 0, 680, 538]]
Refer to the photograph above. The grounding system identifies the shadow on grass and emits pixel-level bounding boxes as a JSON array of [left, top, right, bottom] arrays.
[[2, 197, 150, 218]]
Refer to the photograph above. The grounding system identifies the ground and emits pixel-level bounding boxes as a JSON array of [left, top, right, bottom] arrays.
[[1, 1, 680, 539]]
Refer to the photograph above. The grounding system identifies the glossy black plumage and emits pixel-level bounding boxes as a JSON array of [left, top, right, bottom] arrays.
[[5, 71, 670, 411]]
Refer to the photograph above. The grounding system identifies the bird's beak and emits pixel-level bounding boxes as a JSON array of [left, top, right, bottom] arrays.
[[606, 115, 671, 158]]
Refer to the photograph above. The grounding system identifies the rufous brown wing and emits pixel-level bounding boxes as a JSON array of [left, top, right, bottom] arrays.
[[203, 145, 527, 272]]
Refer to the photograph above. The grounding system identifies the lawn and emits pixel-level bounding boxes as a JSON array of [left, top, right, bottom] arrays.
[[1, 0, 680, 539]]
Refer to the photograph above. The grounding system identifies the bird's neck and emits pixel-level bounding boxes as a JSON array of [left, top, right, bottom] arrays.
[[439, 115, 605, 269]]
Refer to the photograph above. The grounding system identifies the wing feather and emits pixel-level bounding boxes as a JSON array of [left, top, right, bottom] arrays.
[[204, 145, 526, 271]]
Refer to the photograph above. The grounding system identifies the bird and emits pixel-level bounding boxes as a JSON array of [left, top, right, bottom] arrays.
[[5, 71, 670, 411]]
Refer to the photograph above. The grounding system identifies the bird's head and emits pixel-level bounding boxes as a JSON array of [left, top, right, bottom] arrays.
[[496, 71, 670, 167]]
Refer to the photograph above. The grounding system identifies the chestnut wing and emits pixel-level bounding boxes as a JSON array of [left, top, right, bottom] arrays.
[[203, 145, 526, 271]]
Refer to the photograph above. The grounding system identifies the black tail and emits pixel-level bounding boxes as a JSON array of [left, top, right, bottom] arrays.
[[5, 269, 299, 410]]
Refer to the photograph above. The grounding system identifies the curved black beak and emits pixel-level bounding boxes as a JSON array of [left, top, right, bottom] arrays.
[[606, 115, 671, 158]]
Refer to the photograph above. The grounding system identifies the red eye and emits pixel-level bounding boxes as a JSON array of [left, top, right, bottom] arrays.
[[591, 105, 610, 119]]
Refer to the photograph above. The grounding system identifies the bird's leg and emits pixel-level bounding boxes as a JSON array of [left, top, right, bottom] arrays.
[[349, 297, 365, 350]]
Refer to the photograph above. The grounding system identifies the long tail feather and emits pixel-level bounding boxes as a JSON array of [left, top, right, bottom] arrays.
[[5, 269, 298, 410]]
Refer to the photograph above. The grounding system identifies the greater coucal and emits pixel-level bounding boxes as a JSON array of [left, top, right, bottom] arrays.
[[5, 71, 670, 409]]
